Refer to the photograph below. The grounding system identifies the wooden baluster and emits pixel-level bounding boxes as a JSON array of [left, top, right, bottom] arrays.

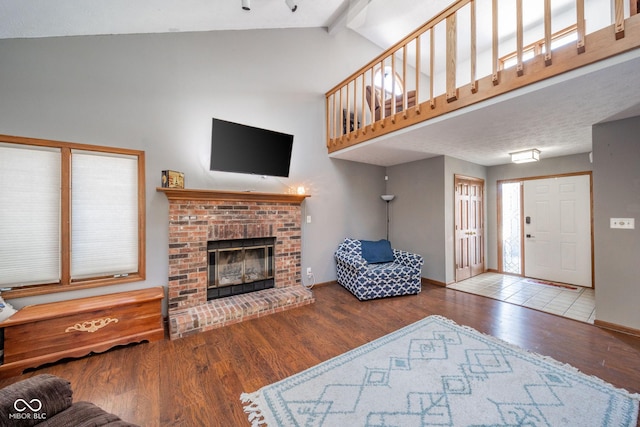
[[370, 67, 376, 131], [544, 0, 552, 65], [338, 87, 343, 142], [346, 82, 351, 139], [415, 36, 421, 115], [347, 77, 358, 135], [614, 0, 625, 39], [470, 0, 478, 93], [447, 13, 458, 102], [380, 60, 386, 127], [352, 78, 357, 137], [516, 0, 524, 76], [326, 95, 331, 148], [403, 44, 408, 119], [391, 54, 397, 123], [332, 92, 338, 146], [492, 0, 499, 85], [361, 73, 366, 135], [430, 28, 436, 109], [576, 0, 586, 52]]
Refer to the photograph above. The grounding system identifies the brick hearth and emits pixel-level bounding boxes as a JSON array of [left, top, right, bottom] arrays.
[[169, 286, 313, 339], [158, 188, 314, 339]]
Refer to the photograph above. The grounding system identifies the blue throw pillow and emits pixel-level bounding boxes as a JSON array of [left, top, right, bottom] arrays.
[[360, 239, 394, 264]]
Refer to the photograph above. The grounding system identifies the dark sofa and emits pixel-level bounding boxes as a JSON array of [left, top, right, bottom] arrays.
[[0, 374, 138, 426]]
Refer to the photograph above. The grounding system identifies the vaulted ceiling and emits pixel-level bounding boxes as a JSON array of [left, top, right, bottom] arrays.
[[2, 0, 639, 166]]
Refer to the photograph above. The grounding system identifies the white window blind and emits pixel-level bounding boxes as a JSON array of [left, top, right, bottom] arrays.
[[71, 150, 139, 279], [0, 144, 61, 287]]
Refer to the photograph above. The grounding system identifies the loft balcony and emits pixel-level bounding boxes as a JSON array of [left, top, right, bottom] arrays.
[[325, 0, 640, 165]]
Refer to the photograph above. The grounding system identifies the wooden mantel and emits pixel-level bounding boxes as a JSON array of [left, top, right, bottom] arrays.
[[156, 187, 310, 204]]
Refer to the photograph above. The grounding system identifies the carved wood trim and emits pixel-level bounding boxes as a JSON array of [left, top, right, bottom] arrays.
[[65, 317, 119, 333]]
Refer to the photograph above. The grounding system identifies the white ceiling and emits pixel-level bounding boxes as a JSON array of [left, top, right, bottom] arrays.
[[1, 0, 639, 167], [0, 0, 346, 39], [0, 0, 444, 39]]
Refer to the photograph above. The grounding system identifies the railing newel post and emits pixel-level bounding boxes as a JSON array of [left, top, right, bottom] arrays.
[[544, 0, 553, 65], [446, 13, 459, 102], [614, 0, 625, 39], [516, 0, 524, 77], [471, 0, 478, 93], [577, 0, 586, 53]]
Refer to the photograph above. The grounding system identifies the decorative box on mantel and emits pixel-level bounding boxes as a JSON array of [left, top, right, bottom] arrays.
[[157, 187, 314, 339]]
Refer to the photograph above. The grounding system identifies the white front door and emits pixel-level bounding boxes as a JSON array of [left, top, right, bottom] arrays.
[[523, 174, 592, 287]]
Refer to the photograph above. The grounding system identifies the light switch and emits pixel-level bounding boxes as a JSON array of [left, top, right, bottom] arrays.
[[306, 215, 312, 224], [610, 218, 635, 229]]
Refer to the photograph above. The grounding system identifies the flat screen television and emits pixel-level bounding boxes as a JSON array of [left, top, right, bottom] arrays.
[[210, 118, 294, 178]]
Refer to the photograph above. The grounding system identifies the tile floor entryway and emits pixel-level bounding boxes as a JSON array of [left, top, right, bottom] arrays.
[[448, 272, 596, 324]]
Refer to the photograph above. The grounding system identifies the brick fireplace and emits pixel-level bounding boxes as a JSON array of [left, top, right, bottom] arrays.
[[158, 188, 315, 339]]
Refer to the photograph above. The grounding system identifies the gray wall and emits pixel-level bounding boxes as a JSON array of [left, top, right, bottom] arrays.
[[592, 117, 640, 330], [387, 157, 446, 283], [386, 155, 486, 285], [0, 28, 387, 309], [486, 153, 593, 270]]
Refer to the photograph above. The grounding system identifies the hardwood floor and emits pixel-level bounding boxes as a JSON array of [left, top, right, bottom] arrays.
[[1, 282, 639, 426]]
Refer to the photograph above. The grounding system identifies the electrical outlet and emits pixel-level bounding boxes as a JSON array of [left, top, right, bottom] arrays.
[[306, 267, 312, 276], [610, 218, 635, 229]]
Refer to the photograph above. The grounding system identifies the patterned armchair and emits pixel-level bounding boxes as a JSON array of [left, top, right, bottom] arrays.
[[335, 238, 424, 301]]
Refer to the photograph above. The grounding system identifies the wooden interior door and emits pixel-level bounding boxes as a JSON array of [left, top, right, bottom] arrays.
[[455, 175, 485, 282]]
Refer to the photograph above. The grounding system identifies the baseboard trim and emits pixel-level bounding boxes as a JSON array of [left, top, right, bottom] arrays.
[[311, 280, 338, 288], [422, 277, 446, 287], [594, 319, 640, 337]]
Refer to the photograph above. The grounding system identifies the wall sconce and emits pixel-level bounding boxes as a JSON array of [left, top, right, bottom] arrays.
[[510, 149, 540, 164]]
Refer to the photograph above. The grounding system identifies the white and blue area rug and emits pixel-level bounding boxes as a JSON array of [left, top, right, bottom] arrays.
[[241, 315, 640, 426]]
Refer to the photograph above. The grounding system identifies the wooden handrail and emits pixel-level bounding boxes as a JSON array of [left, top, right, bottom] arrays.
[[326, 0, 472, 95], [326, 0, 640, 153]]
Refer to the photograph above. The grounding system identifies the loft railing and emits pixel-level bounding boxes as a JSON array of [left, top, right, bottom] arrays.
[[326, 0, 640, 153]]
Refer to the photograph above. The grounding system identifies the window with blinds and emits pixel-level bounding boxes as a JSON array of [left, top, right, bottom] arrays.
[[0, 144, 61, 287], [71, 150, 139, 279], [0, 136, 145, 297]]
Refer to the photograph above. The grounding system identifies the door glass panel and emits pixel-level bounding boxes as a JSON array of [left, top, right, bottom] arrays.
[[501, 182, 521, 274]]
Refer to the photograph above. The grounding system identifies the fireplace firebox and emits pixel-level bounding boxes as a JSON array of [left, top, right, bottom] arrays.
[[207, 237, 275, 300]]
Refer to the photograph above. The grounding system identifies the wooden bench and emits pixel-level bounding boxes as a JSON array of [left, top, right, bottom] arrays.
[[0, 287, 165, 377]]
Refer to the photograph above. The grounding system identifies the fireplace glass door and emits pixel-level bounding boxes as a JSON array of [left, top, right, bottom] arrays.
[[207, 238, 275, 300], [217, 248, 244, 286]]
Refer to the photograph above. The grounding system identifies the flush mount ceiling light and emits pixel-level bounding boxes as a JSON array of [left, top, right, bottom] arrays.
[[510, 148, 540, 164], [241, 0, 297, 12]]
